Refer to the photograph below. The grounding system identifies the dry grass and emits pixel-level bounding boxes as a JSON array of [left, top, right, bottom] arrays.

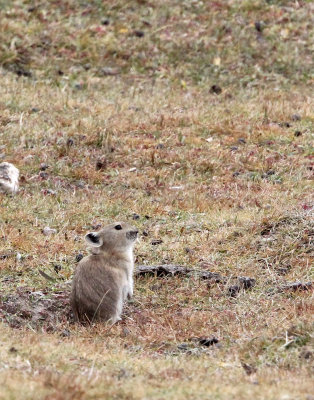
[[0, 322, 313, 400], [0, 1, 313, 399]]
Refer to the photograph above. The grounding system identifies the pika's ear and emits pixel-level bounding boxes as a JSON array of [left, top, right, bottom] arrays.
[[85, 232, 103, 247]]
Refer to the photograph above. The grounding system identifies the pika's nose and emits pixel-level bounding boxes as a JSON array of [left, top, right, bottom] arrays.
[[132, 230, 139, 236]]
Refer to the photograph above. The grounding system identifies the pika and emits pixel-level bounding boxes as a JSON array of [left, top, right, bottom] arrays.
[[71, 222, 138, 324], [0, 162, 19, 194]]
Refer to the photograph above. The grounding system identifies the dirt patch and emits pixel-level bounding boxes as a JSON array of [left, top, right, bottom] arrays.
[[1, 269, 311, 331], [0, 285, 73, 331], [136, 264, 191, 277], [279, 281, 313, 292]]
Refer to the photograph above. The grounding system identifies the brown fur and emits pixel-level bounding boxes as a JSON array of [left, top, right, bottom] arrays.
[[71, 222, 138, 324]]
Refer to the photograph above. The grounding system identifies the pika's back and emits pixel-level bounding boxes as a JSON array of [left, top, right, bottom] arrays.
[[72, 254, 124, 323]]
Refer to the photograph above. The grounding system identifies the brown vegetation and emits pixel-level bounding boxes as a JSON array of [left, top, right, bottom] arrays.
[[0, 0, 313, 399]]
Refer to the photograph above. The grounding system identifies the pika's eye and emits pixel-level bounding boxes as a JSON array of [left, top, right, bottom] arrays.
[[114, 224, 122, 230]]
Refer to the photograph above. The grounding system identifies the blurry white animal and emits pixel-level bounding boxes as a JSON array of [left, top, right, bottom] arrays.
[[0, 162, 19, 193]]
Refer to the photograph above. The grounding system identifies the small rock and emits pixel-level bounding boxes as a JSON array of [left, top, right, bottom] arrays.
[[156, 143, 165, 149], [151, 239, 163, 245], [238, 138, 246, 144], [42, 227, 57, 236], [279, 281, 313, 292], [241, 361, 257, 375], [136, 264, 190, 277], [177, 343, 189, 351], [261, 170, 275, 179], [60, 329, 70, 338], [66, 138, 74, 147], [228, 277, 256, 297], [230, 146, 238, 151], [45, 325, 55, 333], [0, 162, 19, 194], [128, 106, 141, 112], [199, 336, 219, 347], [275, 265, 291, 276], [74, 83, 83, 90], [16, 253, 22, 262], [210, 85, 222, 95], [238, 276, 256, 290], [30, 107, 40, 113], [39, 171, 49, 179], [96, 159, 106, 171], [23, 155, 34, 162], [121, 327, 130, 337], [40, 163, 49, 171], [98, 67, 120, 76], [41, 189, 57, 195], [169, 185, 184, 190], [16, 68, 32, 78], [20, 309, 32, 319], [101, 18, 110, 25], [128, 167, 137, 172], [73, 180, 85, 189], [260, 224, 273, 236], [9, 347, 18, 353], [254, 21, 264, 33], [198, 270, 225, 283], [150, 283, 161, 291], [233, 171, 241, 177], [291, 114, 301, 121], [228, 285, 240, 297], [299, 348, 313, 360], [294, 130, 302, 137], [75, 253, 84, 263], [54, 265, 61, 273], [117, 368, 130, 380], [134, 30, 145, 38]]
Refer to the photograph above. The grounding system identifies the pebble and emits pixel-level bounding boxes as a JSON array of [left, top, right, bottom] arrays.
[[0, 162, 19, 194], [42, 227, 57, 236]]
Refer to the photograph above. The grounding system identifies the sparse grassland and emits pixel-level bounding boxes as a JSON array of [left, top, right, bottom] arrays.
[[0, 0, 313, 399]]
